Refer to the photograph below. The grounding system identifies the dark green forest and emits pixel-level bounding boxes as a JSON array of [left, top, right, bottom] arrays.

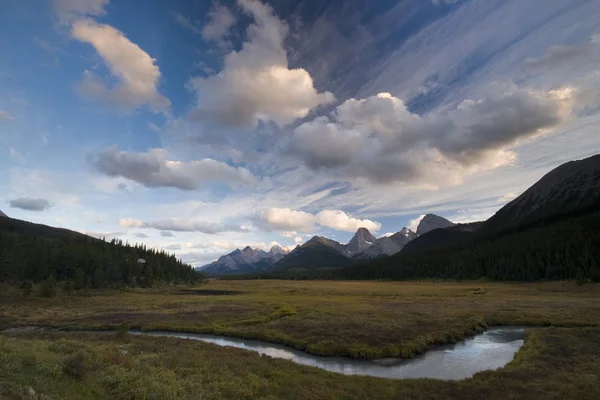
[[228, 212, 600, 283], [0, 217, 199, 289]]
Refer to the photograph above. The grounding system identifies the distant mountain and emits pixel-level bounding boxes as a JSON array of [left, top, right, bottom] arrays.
[[203, 215, 451, 274], [201, 244, 289, 275], [273, 236, 352, 270], [486, 154, 600, 231], [0, 210, 7, 218], [345, 227, 377, 256], [416, 214, 455, 236]]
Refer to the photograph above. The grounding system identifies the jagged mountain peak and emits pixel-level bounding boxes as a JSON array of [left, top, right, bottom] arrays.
[[269, 244, 288, 255], [346, 227, 377, 256], [416, 214, 454, 236]]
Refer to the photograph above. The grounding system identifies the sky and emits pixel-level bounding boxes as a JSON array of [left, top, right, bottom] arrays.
[[1, 0, 599, 266]]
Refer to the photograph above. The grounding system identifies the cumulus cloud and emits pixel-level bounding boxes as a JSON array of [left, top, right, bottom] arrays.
[[290, 83, 579, 184], [9, 198, 51, 211], [133, 232, 149, 238], [118, 217, 248, 234], [0, 111, 13, 121], [90, 146, 257, 190], [315, 209, 381, 232], [254, 208, 380, 233], [188, 0, 334, 128], [54, 0, 109, 24], [71, 19, 170, 112], [254, 208, 316, 232]]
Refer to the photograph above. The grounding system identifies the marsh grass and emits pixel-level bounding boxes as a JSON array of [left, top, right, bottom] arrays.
[[1, 328, 600, 399], [2, 280, 600, 359]]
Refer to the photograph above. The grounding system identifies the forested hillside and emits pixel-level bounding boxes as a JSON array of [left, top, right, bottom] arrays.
[[0, 217, 199, 288]]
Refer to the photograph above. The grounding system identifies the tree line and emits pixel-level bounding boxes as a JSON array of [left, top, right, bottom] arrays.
[[0, 218, 200, 289]]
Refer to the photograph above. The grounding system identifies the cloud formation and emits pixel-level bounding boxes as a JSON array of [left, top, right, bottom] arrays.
[[9, 198, 51, 211], [524, 39, 599, 71], [188, 0, 334, 127], [54, 0, 109, 24], [118, 218, 248, 234], [90, 146, 257, 190], [254, 207, 380, 233], [202, 3, 236, 42], [291, 83, 579, 184], [71, 19, 170, 112]]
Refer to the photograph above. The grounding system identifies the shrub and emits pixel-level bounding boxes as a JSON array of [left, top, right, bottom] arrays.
[[39, 277, 57, 298], [62, 352, 87, 380], [20, 280, 33, 298]]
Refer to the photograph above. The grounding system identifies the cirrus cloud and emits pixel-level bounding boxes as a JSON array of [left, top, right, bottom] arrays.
[[118, 217, 248, 234]]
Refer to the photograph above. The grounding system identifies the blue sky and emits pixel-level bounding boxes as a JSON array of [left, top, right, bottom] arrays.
[[1, 0, 600, 266]]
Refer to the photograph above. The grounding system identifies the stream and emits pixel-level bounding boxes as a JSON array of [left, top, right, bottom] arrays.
[[128, 326, 527, 380]]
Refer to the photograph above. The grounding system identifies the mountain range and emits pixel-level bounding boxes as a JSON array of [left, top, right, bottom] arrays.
[[200, 214, 453, 275]]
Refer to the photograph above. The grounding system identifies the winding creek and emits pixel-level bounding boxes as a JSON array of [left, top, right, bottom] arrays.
[[129, 326, 527, 380]]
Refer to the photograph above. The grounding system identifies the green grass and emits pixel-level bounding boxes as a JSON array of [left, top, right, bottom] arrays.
[[1, 327, 600, 399]]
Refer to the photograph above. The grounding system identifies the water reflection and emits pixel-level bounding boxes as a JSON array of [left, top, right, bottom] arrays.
[[130, 327, 526, 380]]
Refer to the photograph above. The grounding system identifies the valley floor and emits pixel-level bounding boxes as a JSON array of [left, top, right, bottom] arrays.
[[1, 280, 600, 399]]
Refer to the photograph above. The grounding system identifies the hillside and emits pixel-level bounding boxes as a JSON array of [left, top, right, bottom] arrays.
[[486, 154, 600, 230], [0, 217, 198, 287]]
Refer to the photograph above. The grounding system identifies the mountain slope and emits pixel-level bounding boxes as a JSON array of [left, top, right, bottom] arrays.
[[416, 214, 455, 236], [0, 210, 7, 218], [273, 236, 352, 270], [486, 154, 600, 230], [402, 222, 483, 253]]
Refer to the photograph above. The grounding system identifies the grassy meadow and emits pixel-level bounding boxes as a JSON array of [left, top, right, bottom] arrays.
[[1, 280, 600, 399]]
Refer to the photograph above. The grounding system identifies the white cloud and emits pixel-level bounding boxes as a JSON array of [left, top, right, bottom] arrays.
[[315, 209, 381, 232], [9, 197, 51, 211], [294, 236, 303, 244], [202, 4, 236, 42], [118, 217, 248, 234], [407, 215, 425, 232], [188, 0, 334, 128], [280, 230, 297, 238], [254, 207, 381, 233], [290, 83, 580, 184], [90, 146, 257, 190], [54, 0, 109, 24], [71, 19, 170, 112], [254, 208, 316, 232]]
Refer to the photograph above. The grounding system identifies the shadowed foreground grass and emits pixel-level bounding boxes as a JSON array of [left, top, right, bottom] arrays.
[[1, 328, 600, 400], [1, 280, 600, 359]]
